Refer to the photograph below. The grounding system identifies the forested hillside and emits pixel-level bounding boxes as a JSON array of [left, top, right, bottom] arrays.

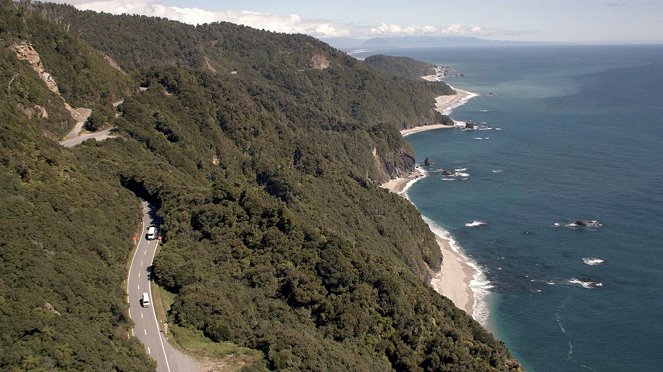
[[1, 1, 520, 370], [364, 54, 437, 80]]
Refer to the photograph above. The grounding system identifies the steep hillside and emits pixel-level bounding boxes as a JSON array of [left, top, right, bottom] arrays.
[[1, 1, 521, 370], [364, 54, 437, 80]]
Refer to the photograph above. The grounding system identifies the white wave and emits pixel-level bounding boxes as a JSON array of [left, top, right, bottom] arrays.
[[478, 127, 493, 131], [399, 166, 427, 199], [440, 86, 479, 116], [553, 222, 561, 227], [568, 277, 603, 289], [495, 128, 502, 131], [421, 216, 491, 326], [474, 137, 483, 140], [480, 109, 490, 112], [583, 257, 605, 266], [457, 172, 470, 177], [491, 169, 504, 173], [465, 220, 487, 227], [566, 219, 603, 229], [442, 177, 456, 181], [454, 168, 467, 172]]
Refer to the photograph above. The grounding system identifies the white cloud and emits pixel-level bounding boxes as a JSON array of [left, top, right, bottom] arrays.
[[56, 0, 486, 38], [368, 23, 484, 37]]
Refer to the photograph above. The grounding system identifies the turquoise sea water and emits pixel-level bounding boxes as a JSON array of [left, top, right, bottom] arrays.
[[360, 46, 663, 371]]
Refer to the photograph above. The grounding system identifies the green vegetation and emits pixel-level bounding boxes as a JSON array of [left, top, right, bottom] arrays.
[[0, 1, 521, 370], [363, 54, 456, 128], [364, 54, 437, 80]]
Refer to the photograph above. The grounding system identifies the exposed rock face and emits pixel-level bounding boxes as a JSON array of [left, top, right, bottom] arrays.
[[395, 151, 416, 174], [204, 56, 217, 74], [44, 302, 61, 316], [424, 156, 432, 166], [11, 41, 60, 94], [383, 150, 415, 179], [17, 103, 48, 119], [11, 40, 94, 140], [311, 53, 330, 70], [103, 54, 127, 76], [372, 147, 416, 184]]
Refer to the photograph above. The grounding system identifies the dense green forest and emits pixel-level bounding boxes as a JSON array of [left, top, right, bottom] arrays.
[[364, 54, 436, 80], [362, 54, 456, 129], [1, 1, 520, 370]]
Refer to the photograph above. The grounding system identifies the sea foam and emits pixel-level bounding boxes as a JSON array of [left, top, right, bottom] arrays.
[[441, 87, 479, 116], [568, 277, 603, 289], [465, 220, 487, 227], [420, 216, 492, 326], [398, 166, 427, 198], [582, 257, 605, 266]]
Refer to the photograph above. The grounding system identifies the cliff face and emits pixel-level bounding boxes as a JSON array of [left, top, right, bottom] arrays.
[[1, 2, 521, 370], [374, 148, 416, 183], [10, 41, 60, 93]]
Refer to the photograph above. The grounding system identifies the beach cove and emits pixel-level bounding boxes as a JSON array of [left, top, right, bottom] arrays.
[[381, 85, 482, 321], [369, 45, 663, 371]]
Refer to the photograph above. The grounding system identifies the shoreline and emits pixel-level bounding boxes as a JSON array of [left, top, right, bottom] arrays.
[[380, 171, 475, 316], [401, 87, 478, 137], [382, 77, 483, 320]]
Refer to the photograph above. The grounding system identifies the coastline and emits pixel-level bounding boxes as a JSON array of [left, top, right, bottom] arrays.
[[382, 78, 482, 320], [380, 171, 475, 316], [401, 86, 478, 137]]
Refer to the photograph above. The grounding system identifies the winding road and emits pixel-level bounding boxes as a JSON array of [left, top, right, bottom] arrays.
[[60, 127, 117, 147], [127, 201, 198, 372]]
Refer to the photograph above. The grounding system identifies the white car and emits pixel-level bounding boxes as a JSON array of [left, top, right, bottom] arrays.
[[141, 292, 150, 307], [146, 226, 157, 240]]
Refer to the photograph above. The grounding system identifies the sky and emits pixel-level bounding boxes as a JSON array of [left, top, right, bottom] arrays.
[[51, 0, 663, 44]]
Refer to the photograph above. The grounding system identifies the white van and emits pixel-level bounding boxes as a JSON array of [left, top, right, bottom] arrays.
[[146, 226, 157, 240], [141, 292, 150, 307]]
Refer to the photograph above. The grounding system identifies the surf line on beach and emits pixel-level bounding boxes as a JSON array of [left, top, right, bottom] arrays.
[[401, 87, 479, 137], [380, 85, 491, 326]]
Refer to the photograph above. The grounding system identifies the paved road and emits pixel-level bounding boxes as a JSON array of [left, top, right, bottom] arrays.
[[60, 99, 123, 147], [128, 201, 198, 372], [61, 106, 93, 141], [60, 127, 117, 147]]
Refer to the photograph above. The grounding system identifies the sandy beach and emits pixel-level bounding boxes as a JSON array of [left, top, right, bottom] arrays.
[[382, 78, 478, 316], [381, 175, 475, 315], [400, 87, 476, 137], [401, 124, 455, 137]]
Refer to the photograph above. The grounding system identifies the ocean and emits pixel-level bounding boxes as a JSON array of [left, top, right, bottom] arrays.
[[357, 45, 663, 371]]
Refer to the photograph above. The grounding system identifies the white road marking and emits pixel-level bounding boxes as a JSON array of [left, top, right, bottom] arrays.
[[138, 272, 141, 278], [127, 202, 172, 372], [141, 313, 144, 319], [137, 285, 140, 290]]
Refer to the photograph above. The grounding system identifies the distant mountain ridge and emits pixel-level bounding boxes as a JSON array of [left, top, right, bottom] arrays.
[[324, 35, 568, 50]]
